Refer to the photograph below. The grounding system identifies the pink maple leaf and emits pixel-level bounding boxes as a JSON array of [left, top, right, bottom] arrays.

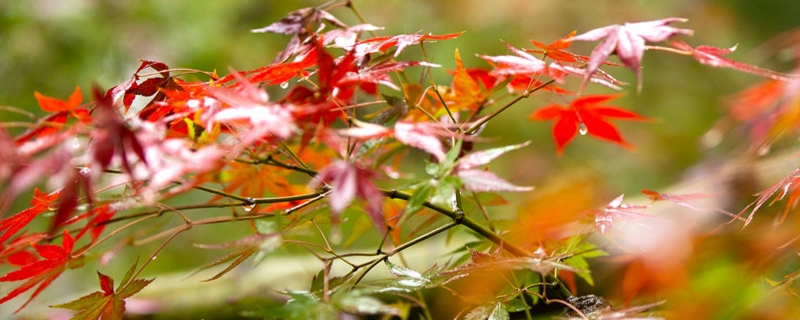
[[393, 121, 456, 162], [309, 160, 385, 232], [569, 18, 693, 92], [593, 195, 655, 234], [672, 40, 796, 81], [453, 142, 534, 193]]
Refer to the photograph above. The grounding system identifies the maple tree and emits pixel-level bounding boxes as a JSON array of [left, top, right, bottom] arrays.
[[2, 1, 800, 319]]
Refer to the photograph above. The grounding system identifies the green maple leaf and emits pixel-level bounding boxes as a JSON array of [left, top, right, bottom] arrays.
[[51, 259, 154, 320]]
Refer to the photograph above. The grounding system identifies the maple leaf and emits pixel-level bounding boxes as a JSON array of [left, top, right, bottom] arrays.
[[210, 70, 298, 150], [442, 49, 488, 112], [216, 47, 318, 86], [569, 18, 693, 92], [478, 43, 623, 90], [15, 87, 91, 145], [641, 189, 740, 220], [672, 40, 797, 81], [0, 188, 60, 244], [455, 142, 534, 193], [90, 86, 148, 175], [61, 204, 117, 243], [478, 43, 548, 76], [309, 160, 385, 232], [528, 31, 582, 63], [217, 162, 293, 199], [0, 229, 78, 313], [34, 86, 83, 113], [591, 194, 655, 234], [109, 60, 173, 113], [358, 32, 464, 57], [393, 121, 455, 162], [252, 7, 346, 61], [529, 94, 650, 155], [739, 167, 800, 226], [51, 259, 154, 320], [193, 230, 282, 282]]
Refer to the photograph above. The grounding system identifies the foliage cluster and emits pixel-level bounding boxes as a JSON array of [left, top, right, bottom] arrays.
[[2, 1, 800, 319]]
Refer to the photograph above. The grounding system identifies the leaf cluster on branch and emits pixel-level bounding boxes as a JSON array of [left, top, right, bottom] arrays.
[[2, 1, 800, 319]]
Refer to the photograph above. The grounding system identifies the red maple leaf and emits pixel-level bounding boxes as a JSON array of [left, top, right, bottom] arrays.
[[569, 18, 693, 92], [529, 94, 649, 155], [62, 204, 117, 243], [0, 188, 60, 244], [15, 87, 91, 145], [0, 229, 77, 313], [34, 86, 83, 113]]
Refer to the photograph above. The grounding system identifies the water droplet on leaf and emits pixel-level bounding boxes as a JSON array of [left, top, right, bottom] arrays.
[[578, 123, 588, 135], [280, 81, 289, 89]]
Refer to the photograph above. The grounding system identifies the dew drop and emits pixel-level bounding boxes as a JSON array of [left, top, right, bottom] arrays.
[[578, 123, 588, 135], [279, 81, 289, 89], [594, 214, 613, 235], [757, 145, 771, 156], [79, 167, 92, 177], [242, 197, 257, 212]]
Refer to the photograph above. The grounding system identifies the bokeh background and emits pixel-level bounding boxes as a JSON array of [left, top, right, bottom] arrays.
[[2, 0, 800, 319]]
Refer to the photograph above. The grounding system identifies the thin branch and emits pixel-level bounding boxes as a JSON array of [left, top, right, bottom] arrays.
[[464, 79, 556, 134], [382, 189, 531, 257]]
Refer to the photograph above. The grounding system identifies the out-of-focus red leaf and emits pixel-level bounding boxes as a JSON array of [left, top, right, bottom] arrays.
[[49, 167, 95, 235], [90, 86, 149, 174], [13, 112, 68, 145]]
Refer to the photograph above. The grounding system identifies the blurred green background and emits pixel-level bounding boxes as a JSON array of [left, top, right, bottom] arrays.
[[2, 0, 800, 318]]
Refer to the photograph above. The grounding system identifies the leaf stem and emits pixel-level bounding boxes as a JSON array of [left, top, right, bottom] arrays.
[[464, 79, 555, 134]]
